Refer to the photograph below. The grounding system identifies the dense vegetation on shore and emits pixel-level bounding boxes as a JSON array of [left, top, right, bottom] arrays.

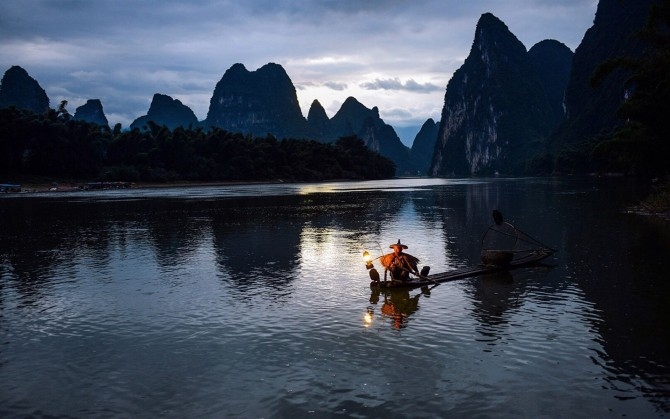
[[0, 106, 396, 183], [582, 1, 670, 179]]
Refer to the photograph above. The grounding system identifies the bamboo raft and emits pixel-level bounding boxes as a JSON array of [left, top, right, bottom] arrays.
[[369, 249, 554, 289], [367, 211, 556, 289]]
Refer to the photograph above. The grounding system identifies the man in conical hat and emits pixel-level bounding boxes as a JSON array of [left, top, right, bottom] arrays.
[[380, 239, 421, 282]]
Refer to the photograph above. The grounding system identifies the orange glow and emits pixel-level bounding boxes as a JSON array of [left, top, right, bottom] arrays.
[[364, 310, 373, 327]]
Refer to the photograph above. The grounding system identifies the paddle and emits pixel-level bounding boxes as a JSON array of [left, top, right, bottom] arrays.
[[412, 271, 439, 286], [395, 265, 439, 286]]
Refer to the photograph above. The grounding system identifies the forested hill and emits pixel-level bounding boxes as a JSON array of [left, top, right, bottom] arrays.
[[0, 63, 419, 177], [0, 107, 396, 183], [551, 0, 669, 177]]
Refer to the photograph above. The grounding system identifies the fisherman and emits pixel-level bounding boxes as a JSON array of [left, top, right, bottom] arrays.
[[380, 240, 421, 282]]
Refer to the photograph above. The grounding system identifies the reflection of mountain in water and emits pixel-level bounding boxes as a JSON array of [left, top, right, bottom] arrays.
[[471, 271, 519, 326], [211, 193, 412, 292], [445, 178, 670, 413], [211, 200, 303, 290], [0, 189, 419, 305], [3, 179, 668, 412], [0, 180, 555, 308], [0, 199, 115, 304], [421, 179, 560, 268], [555, 181, 670, 412], [144, 209, 212, 270]]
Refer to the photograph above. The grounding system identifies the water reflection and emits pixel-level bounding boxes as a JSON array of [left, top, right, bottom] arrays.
[[1, 178, 669, 416], [212, 204, 302, 293], [471, 270, 518, 327], [558, 193, 670, 412], [147, 215, 211, 270], [368, 286, 434, 329]]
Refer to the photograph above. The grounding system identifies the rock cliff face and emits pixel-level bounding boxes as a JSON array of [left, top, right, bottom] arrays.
[[430, 13, 571, 176], [130, 93, 198, 131], [527, 40, 574, 128], [73, 99, 109, 126], [203, 63, 415, 175], [552, 0, 657, 149], [329, 97, 413, 175], [410, 118, 439, 175], [0, 66, 50, 113], [306, 99, 334, 140], [205, 63, 308, 139]]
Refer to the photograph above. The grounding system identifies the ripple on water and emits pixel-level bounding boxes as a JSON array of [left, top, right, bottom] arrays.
[[2, 178, 668, 417]]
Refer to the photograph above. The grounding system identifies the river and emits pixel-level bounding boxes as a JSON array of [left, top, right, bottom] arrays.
[[1, 177, 668, 417]]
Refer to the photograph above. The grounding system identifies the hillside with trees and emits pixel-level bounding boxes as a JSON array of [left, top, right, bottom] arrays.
[[586, 0, 670, 178], [0, 106, 395, 184]]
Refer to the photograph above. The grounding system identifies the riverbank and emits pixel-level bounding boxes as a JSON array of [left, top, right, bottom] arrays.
[[634, 180, 670, 219], [5, 176, 670, 220], [1, 176, 293, 193]]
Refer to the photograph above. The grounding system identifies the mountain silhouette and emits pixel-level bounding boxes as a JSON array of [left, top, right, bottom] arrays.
[[0, 65, 50, 114], [74, 99, 109, 127], [430, 13, 571, 176], [130, 93, 199, 131]]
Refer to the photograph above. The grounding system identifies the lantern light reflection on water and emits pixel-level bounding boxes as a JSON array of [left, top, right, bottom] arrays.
[[363, 308, 374, 327]]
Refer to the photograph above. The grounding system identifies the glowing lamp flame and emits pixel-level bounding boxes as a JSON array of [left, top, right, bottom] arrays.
[[363, 250, 374, 270]]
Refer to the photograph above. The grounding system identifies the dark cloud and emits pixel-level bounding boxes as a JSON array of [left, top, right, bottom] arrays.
[[0, 0, 598, 128], [360, 78, 441, 93], [323, 82, 348, 91]]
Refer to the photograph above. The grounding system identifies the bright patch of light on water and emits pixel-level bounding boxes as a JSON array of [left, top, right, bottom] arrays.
[[1, 177, 668, 417]]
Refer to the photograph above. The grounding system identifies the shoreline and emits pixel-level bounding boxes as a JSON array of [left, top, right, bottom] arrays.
[[1, 178, 357, 194]]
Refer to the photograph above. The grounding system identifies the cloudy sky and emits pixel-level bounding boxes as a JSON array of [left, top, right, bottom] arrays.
[[0, 0, 598, 145]]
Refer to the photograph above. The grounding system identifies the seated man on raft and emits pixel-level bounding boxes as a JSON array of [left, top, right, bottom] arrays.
[[380, 240, 423, 282]]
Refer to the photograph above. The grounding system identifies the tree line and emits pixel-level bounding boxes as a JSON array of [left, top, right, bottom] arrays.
[[0, 106, 396, 183], [585, 0, 670, 179]]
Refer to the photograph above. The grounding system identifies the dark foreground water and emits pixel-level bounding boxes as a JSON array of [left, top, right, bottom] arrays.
[[1, 177, 669, 418]]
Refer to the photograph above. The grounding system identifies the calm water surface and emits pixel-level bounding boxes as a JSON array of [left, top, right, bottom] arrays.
[[1, 177, 669, 418]]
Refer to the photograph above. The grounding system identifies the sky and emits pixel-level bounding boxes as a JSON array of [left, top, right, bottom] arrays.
[[0, 0, 598, 145]]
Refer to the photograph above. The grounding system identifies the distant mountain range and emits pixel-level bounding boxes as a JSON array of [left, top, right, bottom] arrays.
[[0, 0, 660, 177], [0, 62, 424, 175], [430, 0, 658, 176]]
